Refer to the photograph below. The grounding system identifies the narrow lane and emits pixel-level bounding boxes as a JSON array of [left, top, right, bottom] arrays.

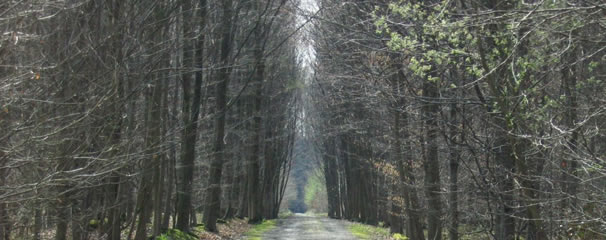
[[259, 214, 358, 240]]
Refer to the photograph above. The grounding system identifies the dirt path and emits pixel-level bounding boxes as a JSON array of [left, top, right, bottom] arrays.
[[258, 213, 358, 240]]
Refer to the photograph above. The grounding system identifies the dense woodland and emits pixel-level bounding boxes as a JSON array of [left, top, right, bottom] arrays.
[[1, 0, 300, 239], [1, 0, 606, 240], [310, 1, 606, 240]]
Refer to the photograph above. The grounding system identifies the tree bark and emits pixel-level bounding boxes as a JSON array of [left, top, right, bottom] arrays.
[[203, 0, 233, 232], [247, 0, 270, 223], [447, 105, 460, 240], [34, 205, 42, 240], [55, 207, 68, 240], [423, 78, 443, 240], [176, 0, 206, 232], [391, 69, 425, 240], [324, 137, 341, 219], [135, 73, 163, 240], [0, 171, 10, 240], [561, 41, 580, 204]]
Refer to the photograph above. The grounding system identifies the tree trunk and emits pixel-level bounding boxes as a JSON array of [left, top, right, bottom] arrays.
[[0, 180, 9, 240], [71, 204, 84, 240], [324, 137, 341, 219], [0, 163, 9, 240], [163, 151, 176, 231], [236, 100, 250, 219], [247, 0, 269, 223], [203, 0, 233, 232], [34, 206, 42, 240], [495, 135, 515, 240], [561, 41, 580, 204], [55, 207, 68, 240], [176, 0, 206, 232], [389, 187, 403, 234], [423, 79, 443, 240], [152, 76, 167, 237], [391, 69, 425, 240], [134, 72, 163, 240], [262, 127, 276, 219], [447, 94, 460, 240], [107, 175, 122, 240], [53, 66, 81, 240], [448, 144, 460, 240], [389, 96, 403, 234]]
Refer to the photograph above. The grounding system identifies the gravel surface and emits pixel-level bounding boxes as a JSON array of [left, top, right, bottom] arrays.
[[258, 213, 358, 240]]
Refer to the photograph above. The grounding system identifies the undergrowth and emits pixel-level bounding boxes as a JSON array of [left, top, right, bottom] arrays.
[[245, 219, 277, 240]]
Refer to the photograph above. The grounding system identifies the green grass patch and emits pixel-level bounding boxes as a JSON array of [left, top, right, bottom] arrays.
[[245, 219, 277, 240], [392, 233, 409, 240], [155, 229, 198, 240], [310, 211, 328, 217], [348, 222, 391, 240], [278, 210, 294, 218]]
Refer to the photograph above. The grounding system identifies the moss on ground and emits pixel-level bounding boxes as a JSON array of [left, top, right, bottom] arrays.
[[348, 222, 392, 240], [155, 229, 198, 240], [245, 219, 277, 240]]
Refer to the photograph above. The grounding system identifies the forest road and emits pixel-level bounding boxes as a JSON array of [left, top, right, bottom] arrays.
[[256, 213, 358, 240]]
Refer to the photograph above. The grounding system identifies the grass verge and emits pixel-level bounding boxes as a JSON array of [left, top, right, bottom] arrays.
[[244, 219, 277, 240], [348, 222, 405, 240], [392, 233, 408, 240]]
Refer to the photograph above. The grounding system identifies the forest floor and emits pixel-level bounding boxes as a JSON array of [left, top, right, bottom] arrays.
[[197, 218, 251, 240]]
